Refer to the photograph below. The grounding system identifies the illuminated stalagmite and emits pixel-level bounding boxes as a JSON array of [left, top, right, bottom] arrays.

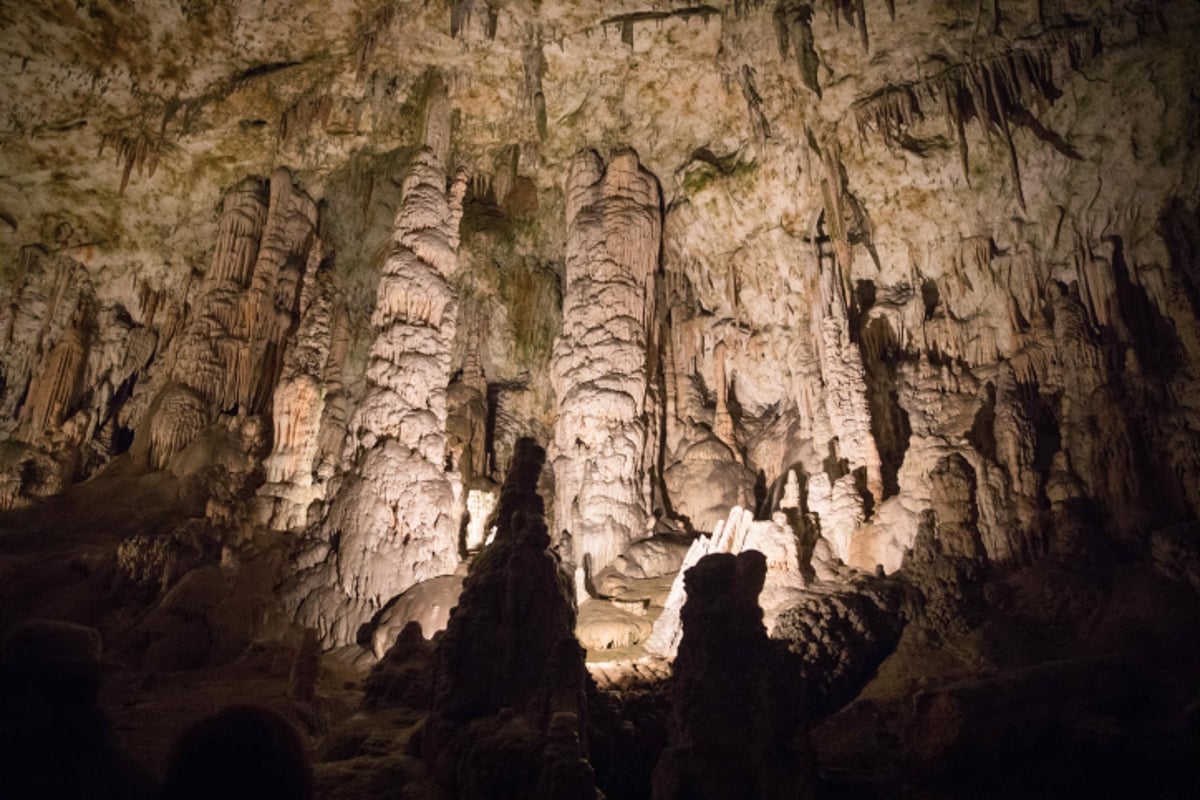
[[286, 78, 468, 646], [552, 149, 662, 593], [135, 169, 318, 471], [257, 241, 338, 531]]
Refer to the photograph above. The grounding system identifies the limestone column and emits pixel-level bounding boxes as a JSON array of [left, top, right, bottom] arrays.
[[551, 149, 661, 594], [290, 76, 468, 645]]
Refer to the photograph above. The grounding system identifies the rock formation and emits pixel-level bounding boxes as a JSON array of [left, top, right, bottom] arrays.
[[256, 241, 340, 531], [131, 168, 318, 476], [652, 551, 813, 800], [423, 437, 594, 800], [552, 149, 662, 594], [284, 77, 468, 647], [0, 1, 1199, 796]]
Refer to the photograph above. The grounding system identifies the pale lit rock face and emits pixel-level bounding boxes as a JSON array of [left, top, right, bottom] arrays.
[[552, 149, 662, 589], [463, 487, 498, 553], [806, 471, 865, 566], [609, 536, 692, 581], [662, 437, 758, 534], [646, 506, 806, 657], [370, 573, 465, 658], [577, 598, 654, 651], [283, 93, 467, 646]]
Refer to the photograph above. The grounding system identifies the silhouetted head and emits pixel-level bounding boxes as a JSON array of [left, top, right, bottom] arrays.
[[0, 620, 109, 723], [162, 705, 313, 800]]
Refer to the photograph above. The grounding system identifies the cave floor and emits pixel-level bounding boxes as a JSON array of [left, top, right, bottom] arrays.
[[2, 472, 1198, 799]]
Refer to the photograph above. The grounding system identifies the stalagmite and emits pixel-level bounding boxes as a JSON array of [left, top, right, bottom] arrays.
[[446, 325, 489, 486], [258, 241, 336, 530], [646, 505, 804, 657], [552, 148, 662, 595], [285, 77, 468, 646], [653, 550, 812, 800], [20, 324, 87, 437], [814, 145, 884, 516], [781, 469, 802, 510], [237, 168, 320, 413], [1, 252, 89, 428]]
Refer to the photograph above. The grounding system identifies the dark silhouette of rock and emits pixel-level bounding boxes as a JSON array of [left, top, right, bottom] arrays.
[[288, 627, 321, 703], [161, 704, 313, 800], [653, 551, 814, 800], [362, 620, 435, 710], [422, 436, 595, 800], [0, 619, 156, 800], [901, 510, 989, 640], [588, 679, 671, 800], [773, 578, 907, 716]]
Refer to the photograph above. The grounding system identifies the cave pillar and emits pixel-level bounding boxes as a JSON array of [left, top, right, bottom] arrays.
[[289, 77, 468, 645], [132, 169, 318, 472], [551, 149, 661, 594]]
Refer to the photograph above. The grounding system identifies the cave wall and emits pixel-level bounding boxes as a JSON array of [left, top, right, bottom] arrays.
[[1, 0, 1198, 645]]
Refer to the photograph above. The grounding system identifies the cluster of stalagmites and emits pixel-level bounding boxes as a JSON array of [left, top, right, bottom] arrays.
[[0, 165, 322, 515], [355, 440, 830, 799], [134, 169, 319, 478], [2, 139, 1198, 672]]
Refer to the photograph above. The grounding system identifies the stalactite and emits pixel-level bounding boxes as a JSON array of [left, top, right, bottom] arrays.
[[822, 0, 869, 52], [732, 0, 771, 17], [852, 28, 1097, 202], [773, 2, 822, 97], [280, 91, 333, 142], [809, 139, 885, 511], [98, 131, 163, 195], [736, 64, 772, 140], [354, 1, 399, 80], [522, 29, 547, 140], [712, 340, 739, 460], [663, 313, 683, 447]]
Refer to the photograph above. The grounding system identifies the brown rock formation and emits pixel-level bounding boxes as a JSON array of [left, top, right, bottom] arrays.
[[423, 437, 594, 800], [653, 550, 813, 800]]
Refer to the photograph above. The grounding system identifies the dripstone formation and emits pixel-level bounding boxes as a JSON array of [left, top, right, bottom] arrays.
[[422, 437, 594, 800], [1, 2, 1199, 797], [653, 550, 812, 800]]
